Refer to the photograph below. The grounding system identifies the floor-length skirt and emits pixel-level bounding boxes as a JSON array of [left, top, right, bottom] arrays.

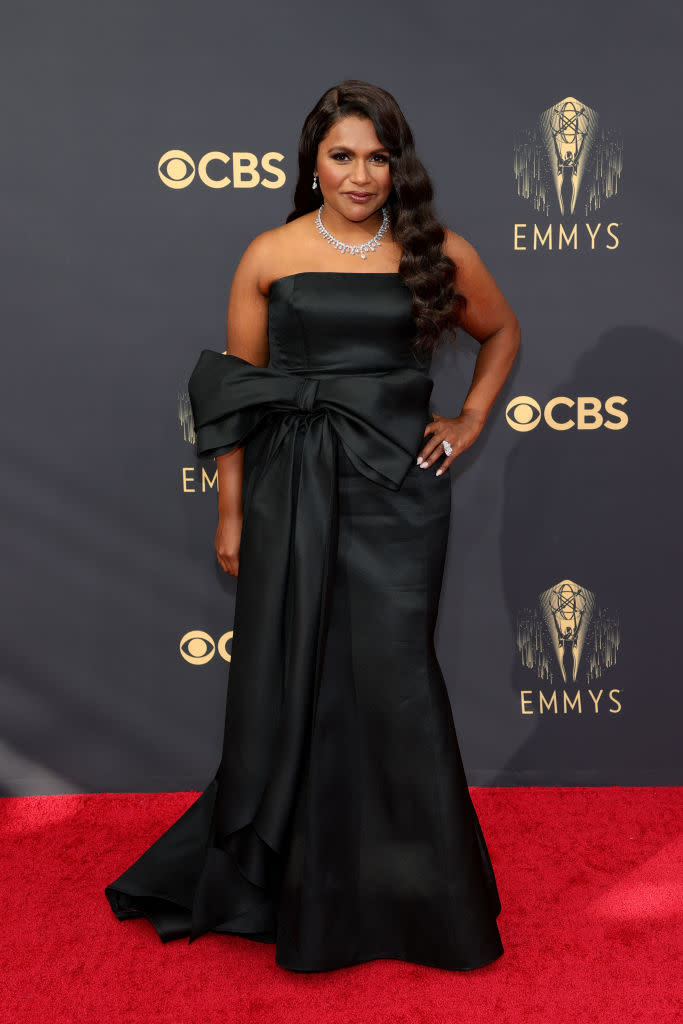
[[106, 427, 503, 972]]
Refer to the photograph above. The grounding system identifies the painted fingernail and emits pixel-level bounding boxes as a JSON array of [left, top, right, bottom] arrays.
[[435, 469, 442, 476], [416, 456, 422, 464], [420, 461, 428, 468]]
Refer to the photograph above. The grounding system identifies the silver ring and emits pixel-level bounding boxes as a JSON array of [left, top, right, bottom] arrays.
[[442, 439, 453, 456]]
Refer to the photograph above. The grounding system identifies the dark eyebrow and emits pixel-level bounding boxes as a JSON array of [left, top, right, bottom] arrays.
[[326, 145, 390, 155]]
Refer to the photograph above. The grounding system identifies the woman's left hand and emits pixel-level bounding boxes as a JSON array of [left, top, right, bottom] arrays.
[[417, 410, 486, 475]]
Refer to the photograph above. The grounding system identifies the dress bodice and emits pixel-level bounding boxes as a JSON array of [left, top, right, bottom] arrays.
[[267, 272, 432, 376]]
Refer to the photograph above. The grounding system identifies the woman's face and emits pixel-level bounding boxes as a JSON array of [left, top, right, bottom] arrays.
[[314, 115, 393, 222]]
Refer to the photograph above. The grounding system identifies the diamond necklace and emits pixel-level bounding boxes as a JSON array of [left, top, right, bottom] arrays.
[[315, 202, 390, 260]]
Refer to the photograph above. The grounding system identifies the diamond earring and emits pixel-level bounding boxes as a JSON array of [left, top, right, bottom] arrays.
[[312, 173, 318, 190]]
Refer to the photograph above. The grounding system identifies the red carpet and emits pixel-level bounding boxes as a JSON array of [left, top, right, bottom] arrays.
[[1, 787, 681, 1024]]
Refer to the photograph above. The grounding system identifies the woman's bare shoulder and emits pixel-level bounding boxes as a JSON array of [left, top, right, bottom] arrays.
[[235, 215, 315, 296], [442, 226, 480, 266]]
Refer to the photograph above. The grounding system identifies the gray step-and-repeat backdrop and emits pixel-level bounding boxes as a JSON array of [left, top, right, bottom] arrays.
[[3, 3, 681, 794]]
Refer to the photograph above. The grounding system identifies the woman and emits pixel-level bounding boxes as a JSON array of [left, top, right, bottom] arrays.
[[105, 79, 521, 973]]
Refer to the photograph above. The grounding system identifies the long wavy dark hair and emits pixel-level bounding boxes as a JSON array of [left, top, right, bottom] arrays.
[[286, 79, 466, 357]]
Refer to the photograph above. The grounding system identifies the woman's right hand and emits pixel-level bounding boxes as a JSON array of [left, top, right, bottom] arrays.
[[215, 513, 243, 577]]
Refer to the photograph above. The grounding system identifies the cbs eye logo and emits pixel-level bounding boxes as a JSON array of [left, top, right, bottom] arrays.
[[158, 150, 286, 190], [506, 395, 628, 432], [179, 630, 233, 665]]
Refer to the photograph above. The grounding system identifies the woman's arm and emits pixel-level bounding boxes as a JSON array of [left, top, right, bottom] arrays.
[[417, 230, 522, 474], [214, 234, 272, 576]]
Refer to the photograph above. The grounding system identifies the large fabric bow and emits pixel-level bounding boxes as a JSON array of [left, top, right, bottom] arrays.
[[184, 349, 433, 941]]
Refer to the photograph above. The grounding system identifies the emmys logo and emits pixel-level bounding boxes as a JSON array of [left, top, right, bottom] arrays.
[[178, 389, 219, 493], [513, 96, 623, 250], [506, 395, 628, 432], [179, 630, 233, 665], [516, 578, 622, 716], [158, 150, 286, 190]]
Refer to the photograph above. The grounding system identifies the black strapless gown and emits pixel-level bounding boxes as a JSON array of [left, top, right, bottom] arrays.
[[105, 272, 504, 972]]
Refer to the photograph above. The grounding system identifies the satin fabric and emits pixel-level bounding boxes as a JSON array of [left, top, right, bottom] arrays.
[[104, 273, 503, 972]]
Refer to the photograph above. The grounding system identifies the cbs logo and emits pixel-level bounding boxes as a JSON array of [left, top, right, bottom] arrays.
[[506, 396, 628, 432], [158, 150, 285, 190], [179, 630, 233, 665]]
